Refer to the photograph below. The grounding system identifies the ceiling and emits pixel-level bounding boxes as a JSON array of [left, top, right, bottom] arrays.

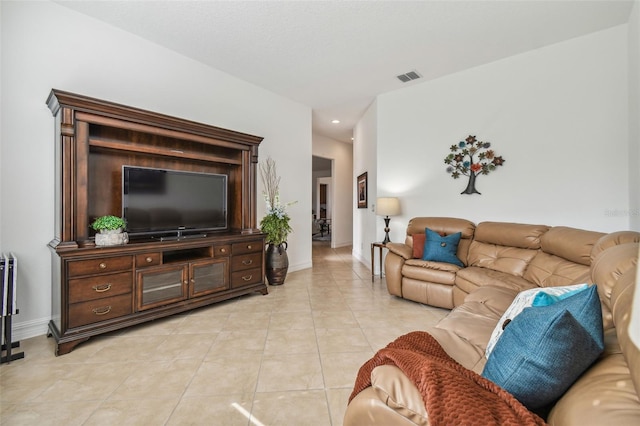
[[57, 1, 633, 143]]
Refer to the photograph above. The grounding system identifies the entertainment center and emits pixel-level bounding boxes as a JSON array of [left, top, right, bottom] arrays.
[[46, 89, 267, 355]]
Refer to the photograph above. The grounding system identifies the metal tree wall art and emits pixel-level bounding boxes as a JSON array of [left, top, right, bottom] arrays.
[[445, 135, 505, 195]]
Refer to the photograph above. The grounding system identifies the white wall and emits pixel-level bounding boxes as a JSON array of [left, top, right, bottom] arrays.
[[1, 1, 312, 339], [312, 133, 354, 248], [370, 25, 631, 247], [630, 0, 640, 231], [352, 101, 378, 266]]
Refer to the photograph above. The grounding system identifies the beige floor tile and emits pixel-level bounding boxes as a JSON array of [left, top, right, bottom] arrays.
[[320, 351, 374, 388], [32, 362, 138, 403], [251, 390, 331, 426], [269, 311, 315, 330], [352, 310, 399, 328], [154, 332, 218, 359], [312, 310, 359, 329], [81, 334, 171, 363], [222, 311, 272, 331], [84, 398, 180, 425], [167, 394, 253, 426], [108, 358, 201, 400], [263, 328, 319, 355], [184, 354, 262, 397], [171, 312, 230, 334], [257, 353, 324, 392], [316, 328, 372, 354], [0, 400, 101, 425], [205, 329, 268, 358], [271, 299, 313, 313]]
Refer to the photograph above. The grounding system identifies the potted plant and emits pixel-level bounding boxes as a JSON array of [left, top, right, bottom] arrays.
[[260, 157, 295, 285], [91, 215, 128, 246]]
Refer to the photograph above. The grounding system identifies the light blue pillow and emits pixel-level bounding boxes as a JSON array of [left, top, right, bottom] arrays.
[[531, 285, 587, 307], [422, 228, 464, 267], [482, 285, 604, 410]]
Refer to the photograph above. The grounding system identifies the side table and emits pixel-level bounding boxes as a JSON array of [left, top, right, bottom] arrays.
[[370, 242, 387, 282]]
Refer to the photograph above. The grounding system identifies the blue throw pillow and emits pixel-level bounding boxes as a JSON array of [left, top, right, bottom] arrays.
[[482, 285, 603, 410], [422, 228, 464, 267], [531, 285, 587, 307]]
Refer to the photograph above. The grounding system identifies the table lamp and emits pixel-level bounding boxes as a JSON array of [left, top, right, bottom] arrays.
[[376, 197, 401, 244]]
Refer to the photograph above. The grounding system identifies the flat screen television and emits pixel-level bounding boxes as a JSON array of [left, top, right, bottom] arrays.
[[122, 166, 228, 238]]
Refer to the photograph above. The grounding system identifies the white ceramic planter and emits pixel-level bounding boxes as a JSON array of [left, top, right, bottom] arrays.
[[95, 229, 129, 246]]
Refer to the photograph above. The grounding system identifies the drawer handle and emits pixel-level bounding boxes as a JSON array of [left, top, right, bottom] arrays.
[[99, 262, 107, 269], [242, 275, 252, 281], [145, 257, 153, 263], [92, 306, 112, 315], [242, 259, 253, 265], [247, 245, 252, 250], [92, 283, 112, 293], [220, 248, 227, 253]]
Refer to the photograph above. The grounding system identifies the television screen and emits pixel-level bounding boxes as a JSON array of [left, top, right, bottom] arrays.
[[122, 166, 228, 236]]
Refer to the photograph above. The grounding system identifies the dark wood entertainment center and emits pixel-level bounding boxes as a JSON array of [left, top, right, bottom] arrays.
[[46, 89, 267, 355]]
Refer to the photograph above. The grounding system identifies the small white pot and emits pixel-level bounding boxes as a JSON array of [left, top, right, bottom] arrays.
[[95, 229, 129, 246]]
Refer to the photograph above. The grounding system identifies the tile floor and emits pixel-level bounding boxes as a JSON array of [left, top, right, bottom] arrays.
[[0, 242, 449, 425]]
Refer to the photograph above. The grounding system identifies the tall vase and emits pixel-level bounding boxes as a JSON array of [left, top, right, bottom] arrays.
[[265, 242, 289, 285]]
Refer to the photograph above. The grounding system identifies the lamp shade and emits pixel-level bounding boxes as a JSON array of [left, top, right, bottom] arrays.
[[376, 197, 400, 217]]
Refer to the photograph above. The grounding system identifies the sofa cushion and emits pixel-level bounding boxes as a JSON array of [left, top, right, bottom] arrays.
[[484, 284, 589, 358], [456, 266, 537, 295], [467, 241, 538, 277], [523, 251, 591, 288], [473, 221, 549, 249], [402, 260, 459, 283], [422, 228, 464, 267], [540, 226, 605, 266], [482, 285, 604, 410]]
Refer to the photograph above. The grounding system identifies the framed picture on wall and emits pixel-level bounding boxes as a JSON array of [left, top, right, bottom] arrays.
[[357, 172, 368, 209]]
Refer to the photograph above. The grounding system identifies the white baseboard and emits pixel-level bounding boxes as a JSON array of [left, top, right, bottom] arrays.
[[332, 240, 352, 248], [289, 261, 313, 272], [11, 317, 50, 341]]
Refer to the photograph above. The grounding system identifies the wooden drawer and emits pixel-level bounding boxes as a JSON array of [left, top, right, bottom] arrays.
[[232, 241, 262, 255], [214, 245, 231, 257], [231, 252, 262, 272], [136, 252, 161, 267], [68, 293, 132, 328], [69, 272, 132, 303], [68, 256, 133, 278], [231, 267, 262, 288]]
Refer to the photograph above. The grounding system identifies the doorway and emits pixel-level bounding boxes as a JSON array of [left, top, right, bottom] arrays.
[[312, 156, 332, 243]]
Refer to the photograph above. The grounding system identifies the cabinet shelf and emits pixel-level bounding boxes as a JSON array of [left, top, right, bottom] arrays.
[[89, 138, 243, 165], [163, 247, 213, 264]]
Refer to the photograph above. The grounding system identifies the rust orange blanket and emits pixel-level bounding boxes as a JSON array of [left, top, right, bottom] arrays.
[[349, 331, 546, 426]]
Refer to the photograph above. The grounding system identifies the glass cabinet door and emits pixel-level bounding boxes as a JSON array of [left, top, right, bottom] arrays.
[[136, 264, 188, 310], [189, 258, 229, 298]]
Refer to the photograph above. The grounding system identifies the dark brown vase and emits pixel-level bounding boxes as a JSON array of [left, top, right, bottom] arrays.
[[265, 242, 289, 285]]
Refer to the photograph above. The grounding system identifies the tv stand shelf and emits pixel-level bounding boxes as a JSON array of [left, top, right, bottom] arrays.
[[46, 90, 267, 356], [88, 138, 244, 165]]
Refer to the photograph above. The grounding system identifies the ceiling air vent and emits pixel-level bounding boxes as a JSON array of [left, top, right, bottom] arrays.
[[396, 70, 422, 83]]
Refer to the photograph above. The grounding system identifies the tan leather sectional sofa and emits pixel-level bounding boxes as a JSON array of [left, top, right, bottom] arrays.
[[345, 217, 640, 425]]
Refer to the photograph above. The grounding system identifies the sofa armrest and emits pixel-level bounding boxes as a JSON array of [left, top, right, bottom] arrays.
[[386, 242, 413, 260]]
